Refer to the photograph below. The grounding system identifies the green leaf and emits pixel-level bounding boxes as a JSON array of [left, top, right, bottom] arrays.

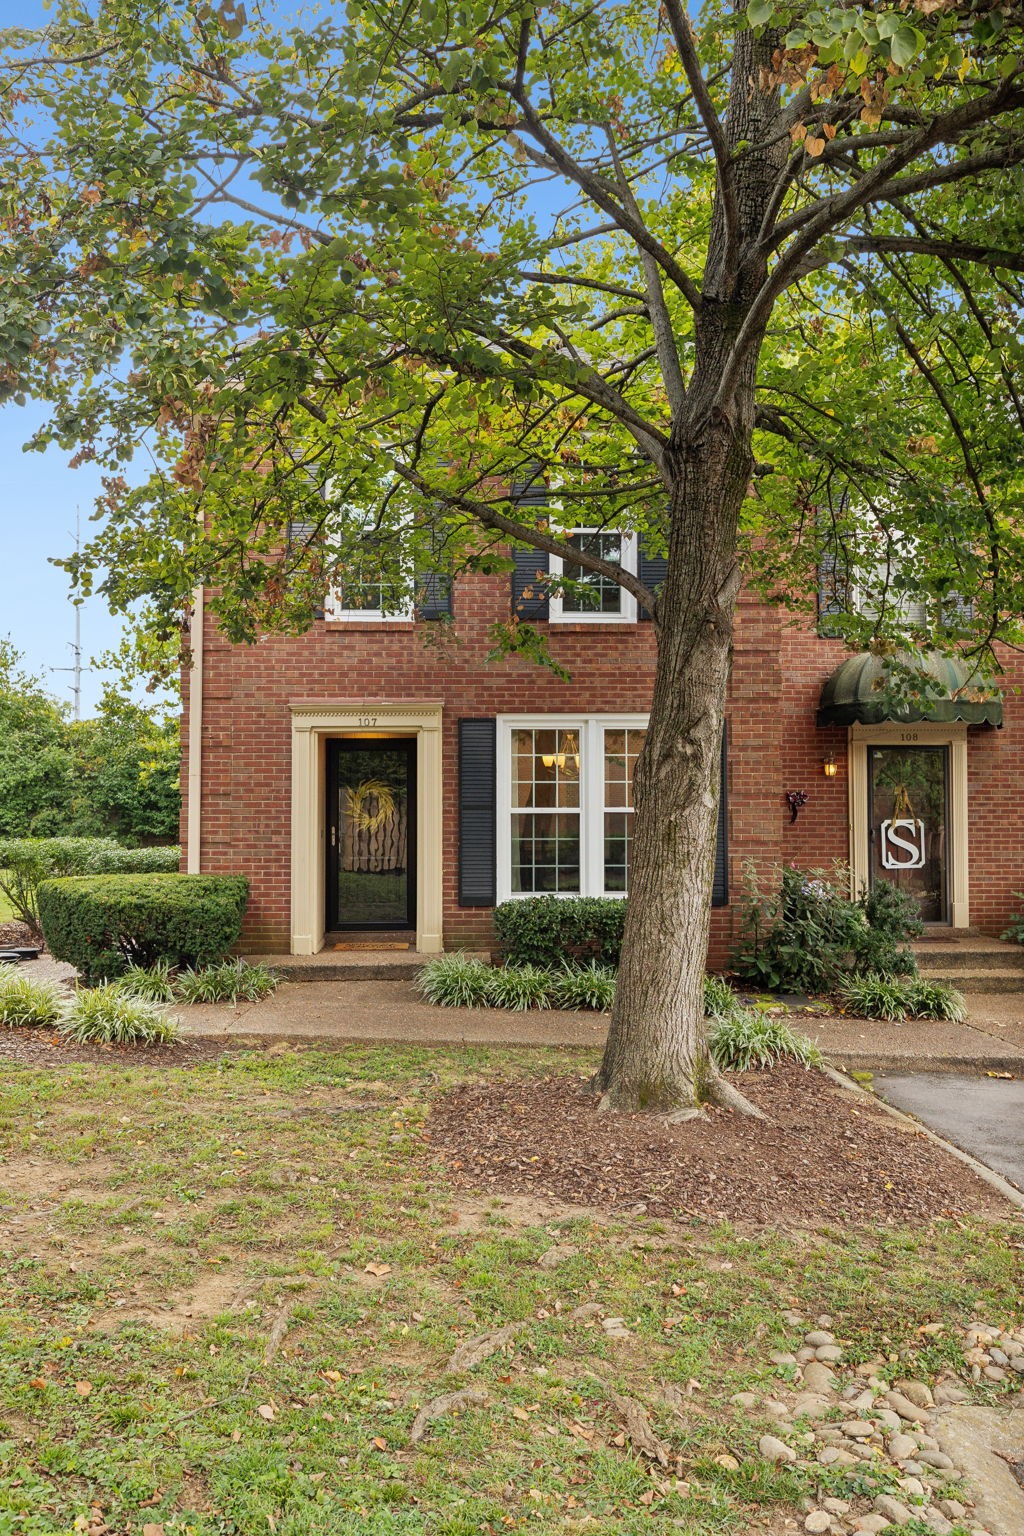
[[890, 26, 924, 67], [746, 0, 773, 27]]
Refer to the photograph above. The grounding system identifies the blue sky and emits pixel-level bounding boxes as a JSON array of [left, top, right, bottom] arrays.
[[2, 1, 123, 715]]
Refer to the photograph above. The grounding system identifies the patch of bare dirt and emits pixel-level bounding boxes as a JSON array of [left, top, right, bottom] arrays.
[[441, 1191, 614, 1234], [0, 920, 35, 948], [427, 1065, 1012, 1225], [0, 1026, 258, 1068], [0, 1156, 116, 1203], [90, 1266, 251, 1335]]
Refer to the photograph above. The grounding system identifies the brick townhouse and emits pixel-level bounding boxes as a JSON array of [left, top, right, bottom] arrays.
[[180, 510, 1022, 968]]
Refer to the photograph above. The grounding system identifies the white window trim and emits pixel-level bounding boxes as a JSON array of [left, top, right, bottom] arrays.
[[496, 714, 648, 902], [324, 589, 414, 623], [322, 498, 414, 622], [549, 530, 638, 624]]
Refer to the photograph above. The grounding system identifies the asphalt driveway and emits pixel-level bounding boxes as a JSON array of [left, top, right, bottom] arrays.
[[873, 1071, 1024, 1191]]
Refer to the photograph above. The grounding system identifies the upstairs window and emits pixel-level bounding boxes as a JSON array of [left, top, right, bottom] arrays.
[[324, 519, 413, 622], [550, 530, 638, 623]]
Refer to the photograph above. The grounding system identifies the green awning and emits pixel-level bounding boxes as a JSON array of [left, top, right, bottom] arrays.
[[817, 651, 1003, 728]]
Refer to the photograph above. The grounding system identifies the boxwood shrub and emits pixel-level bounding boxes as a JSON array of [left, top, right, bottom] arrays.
[[38, 873, 249, 981], [493, 896, 626, 968]]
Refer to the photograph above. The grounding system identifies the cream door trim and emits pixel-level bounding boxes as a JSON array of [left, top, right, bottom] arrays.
[[288, 701, 444, 955], [185, 584, 204, 873], [848, 721, 968, 928]]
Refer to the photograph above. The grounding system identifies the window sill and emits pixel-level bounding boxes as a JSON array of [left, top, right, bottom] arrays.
[[325, 620, 417, 633], [548, 618, 639, 631]]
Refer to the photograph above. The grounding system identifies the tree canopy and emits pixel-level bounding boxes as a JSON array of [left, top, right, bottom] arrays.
[[1, 0, 1022, 664], [0, 643, 179, 843]]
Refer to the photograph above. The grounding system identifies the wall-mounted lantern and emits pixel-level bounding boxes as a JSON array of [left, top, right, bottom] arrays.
[[822, 754, 838, 779]]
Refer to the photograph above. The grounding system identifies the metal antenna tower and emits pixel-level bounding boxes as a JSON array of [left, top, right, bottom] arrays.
[[51, 510, 89, 720]]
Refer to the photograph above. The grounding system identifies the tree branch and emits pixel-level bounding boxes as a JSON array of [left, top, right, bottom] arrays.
[[509, 87, 704, 309], [660, 0, 739, 293]]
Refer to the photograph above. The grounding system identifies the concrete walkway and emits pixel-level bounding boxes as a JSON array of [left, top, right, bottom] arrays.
[[174, 977, 1024, 1071], [176, 978, 608, 1048]]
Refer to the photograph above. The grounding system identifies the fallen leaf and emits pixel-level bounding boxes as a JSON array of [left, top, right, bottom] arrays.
[[257, 1403, 276, 1421], [372, 1436, 387, 1451], [364, 1262, 392, 1277], [323, 1369, 342, 1383], [142, 1526, 165, 1536], [75, 1381, 93, 1397], [231, 1428, 242, 1442], [29, 1378, 47, 1390]]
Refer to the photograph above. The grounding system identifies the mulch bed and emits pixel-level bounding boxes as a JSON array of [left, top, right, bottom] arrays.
[[427, 1064, 1012, 1224], [0, 920, 35, 948]]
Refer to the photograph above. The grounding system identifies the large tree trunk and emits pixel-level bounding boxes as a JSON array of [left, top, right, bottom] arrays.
[[596, 19, 786, 1112], [595, 418, 750, 1112]]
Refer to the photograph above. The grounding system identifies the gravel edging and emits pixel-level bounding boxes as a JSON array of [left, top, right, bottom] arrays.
[[821, 1064, 1024, 1212]]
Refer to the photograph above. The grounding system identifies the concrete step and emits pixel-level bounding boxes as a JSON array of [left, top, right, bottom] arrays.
[[243, 950, 434, 982], [924, 968, 1024, 996], [916, 948, 1024, 973]]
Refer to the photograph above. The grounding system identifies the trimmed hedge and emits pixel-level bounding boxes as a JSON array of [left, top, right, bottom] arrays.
[[38, 873, 249, 981], [493, 896, 625, 968], [0, 837, 180, 936]]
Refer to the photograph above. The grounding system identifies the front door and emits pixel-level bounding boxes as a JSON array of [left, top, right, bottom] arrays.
[[326, 739, 416, 931], [868, 744, 949, 923]]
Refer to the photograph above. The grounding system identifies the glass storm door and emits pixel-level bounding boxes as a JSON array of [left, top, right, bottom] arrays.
[[327, 740, 416, 930], [868, 745, 949, 923]]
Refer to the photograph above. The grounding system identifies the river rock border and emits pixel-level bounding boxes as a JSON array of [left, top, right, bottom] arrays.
[[739, 1315, 1024, 1535]]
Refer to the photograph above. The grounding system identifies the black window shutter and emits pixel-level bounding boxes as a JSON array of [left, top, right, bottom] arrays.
[[511, 548, 550, 620], [416, 570, 453, 621], [712, 724, 729, 907], [638, 542, 668, 622], [510, 470, 550, 620], [817, 549, 847, 635], [286, 519, 325, 621], [459, 719, 497, 906]]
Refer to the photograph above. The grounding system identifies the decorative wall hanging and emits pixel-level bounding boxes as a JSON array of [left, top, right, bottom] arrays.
[[880, 781, 926, 870]]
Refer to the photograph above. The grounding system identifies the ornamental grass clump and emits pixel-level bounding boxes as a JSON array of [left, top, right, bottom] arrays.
[[174, 959, 278, 1005], [415, 952, 493, 1008], [837, 972, 967, 1023], [483, 963, 554, 1011], [60, 985, 179, 1046], [549, 961, 616, 1012], [0, 971, 65, 1027], [703, 974, 741, 1020], [707, 1010, 822, 1072], [117, 959, 177, 1003]]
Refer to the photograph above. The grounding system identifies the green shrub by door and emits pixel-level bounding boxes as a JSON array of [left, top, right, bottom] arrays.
[[38, 873, 249, 981]]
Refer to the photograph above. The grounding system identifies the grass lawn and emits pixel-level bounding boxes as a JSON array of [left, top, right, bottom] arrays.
[[0, 1043, 1021, 1535], [0, 876, 17, 922]]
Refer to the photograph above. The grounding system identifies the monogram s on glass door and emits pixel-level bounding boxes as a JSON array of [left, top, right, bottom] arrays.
[[868, 745, 949, 923]]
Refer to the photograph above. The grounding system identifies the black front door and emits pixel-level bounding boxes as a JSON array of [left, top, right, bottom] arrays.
[[326, 739, 416, 930]]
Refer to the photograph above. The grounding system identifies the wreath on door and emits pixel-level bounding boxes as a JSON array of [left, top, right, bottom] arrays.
[[344, 778, 398, 831]]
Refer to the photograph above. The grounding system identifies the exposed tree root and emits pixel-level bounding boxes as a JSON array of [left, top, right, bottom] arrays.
[[703, 1070, 767, 1119]]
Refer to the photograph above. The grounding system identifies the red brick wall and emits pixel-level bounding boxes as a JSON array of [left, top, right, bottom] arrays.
[[183, 573, 1024, 960]]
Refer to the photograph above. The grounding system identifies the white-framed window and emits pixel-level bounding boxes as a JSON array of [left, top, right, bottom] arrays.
[[496, 715, 648, 899], [549, 530, 638, 623], [323, 534, 413, 622]]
